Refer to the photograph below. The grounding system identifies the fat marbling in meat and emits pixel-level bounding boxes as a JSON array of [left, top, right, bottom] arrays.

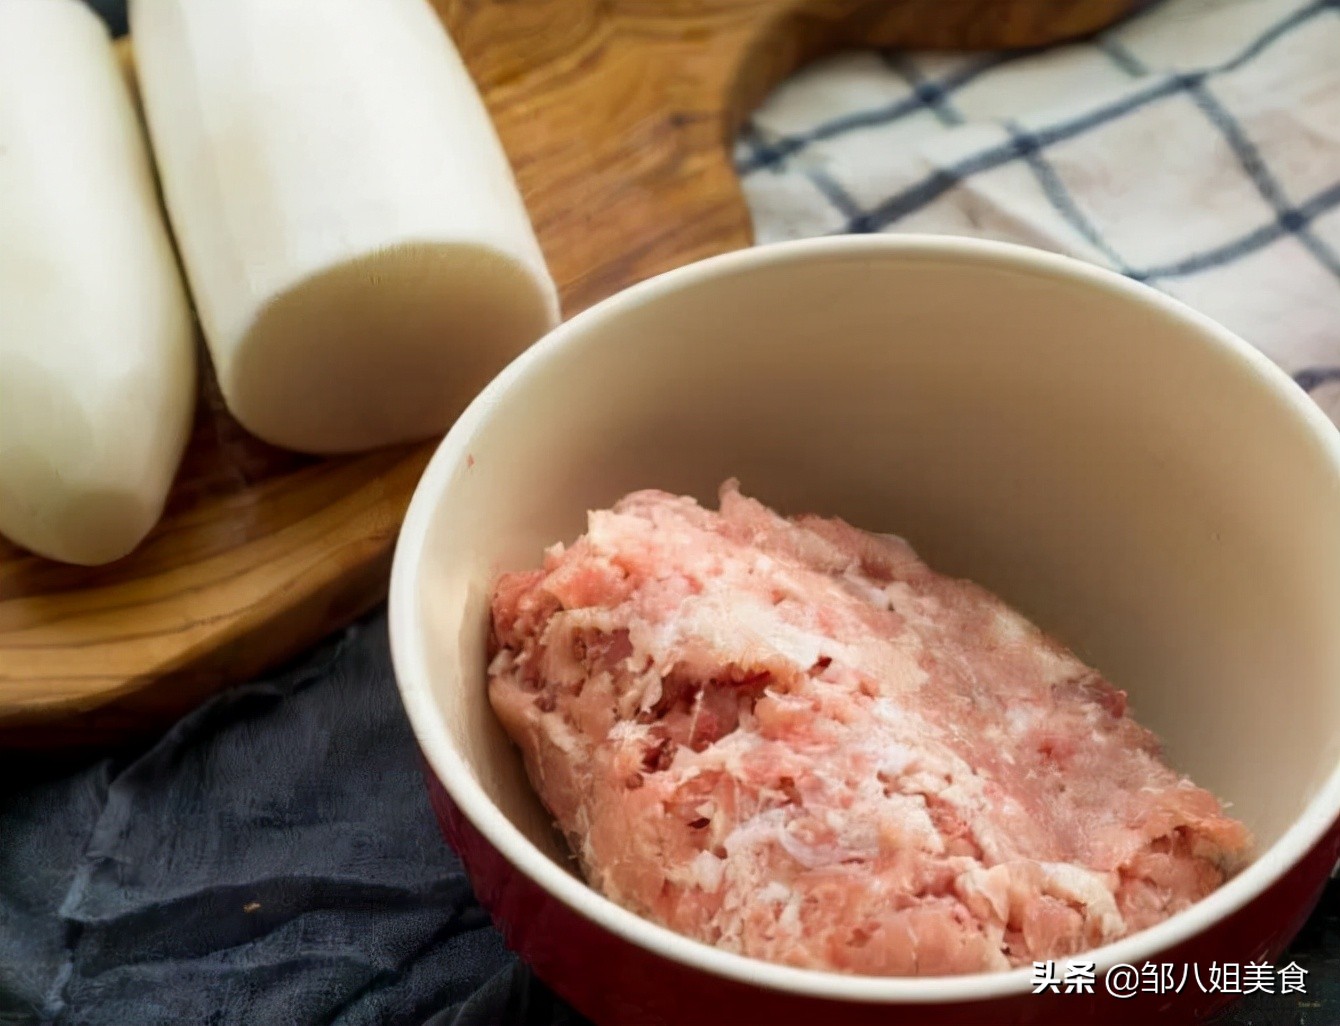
[[487, 483, 1251, 976]]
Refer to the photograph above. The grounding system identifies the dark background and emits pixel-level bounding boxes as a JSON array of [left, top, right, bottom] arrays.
[[0, 3, 1335, 1024], [86, 0, 124, 35]]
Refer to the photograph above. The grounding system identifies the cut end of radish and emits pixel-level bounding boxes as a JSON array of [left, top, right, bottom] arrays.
[[223, 241, 558, 454], [0, 471, 163, 567]]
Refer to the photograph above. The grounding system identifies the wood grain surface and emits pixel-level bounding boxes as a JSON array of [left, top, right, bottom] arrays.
[[0, 0, 1135, 747]]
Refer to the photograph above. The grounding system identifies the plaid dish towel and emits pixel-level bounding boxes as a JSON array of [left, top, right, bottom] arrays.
[[738, 0, 1340, 420]]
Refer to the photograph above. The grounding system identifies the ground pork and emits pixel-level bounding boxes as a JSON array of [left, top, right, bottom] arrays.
[[487, 482, 1251, 976]]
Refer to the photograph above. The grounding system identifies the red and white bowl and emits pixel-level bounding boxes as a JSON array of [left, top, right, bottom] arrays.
[[389, 235, 1340, 1025]]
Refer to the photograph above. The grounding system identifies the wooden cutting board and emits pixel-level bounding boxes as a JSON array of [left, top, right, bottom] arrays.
[[0, 0, 1134, 746]]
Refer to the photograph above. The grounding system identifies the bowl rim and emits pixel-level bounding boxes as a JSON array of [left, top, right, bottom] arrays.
[[390, 233, 1340, 1004]]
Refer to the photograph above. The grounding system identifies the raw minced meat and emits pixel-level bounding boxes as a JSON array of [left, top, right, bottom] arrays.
[[487, 482, 1251, 976]]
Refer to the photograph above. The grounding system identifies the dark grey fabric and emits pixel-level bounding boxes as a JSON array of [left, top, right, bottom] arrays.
[[0, 614, 585, 1026]]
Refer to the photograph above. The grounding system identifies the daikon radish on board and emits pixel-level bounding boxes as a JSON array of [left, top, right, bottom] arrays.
[[130, 0, 561, 455], [0, 0, 196, 567]]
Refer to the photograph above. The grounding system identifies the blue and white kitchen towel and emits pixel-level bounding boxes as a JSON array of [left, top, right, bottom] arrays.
[[738, 0, 1340, 419]]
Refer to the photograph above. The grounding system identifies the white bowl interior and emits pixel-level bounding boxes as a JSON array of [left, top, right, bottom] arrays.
[[398, 238, 1340, 976]]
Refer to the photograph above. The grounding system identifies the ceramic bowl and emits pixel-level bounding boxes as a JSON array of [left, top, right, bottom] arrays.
[[390, 235, 1340, 1025]]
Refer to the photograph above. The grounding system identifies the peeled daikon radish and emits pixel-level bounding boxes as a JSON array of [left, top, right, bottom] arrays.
[[0, 0, 196, 567], [130, 0, 560, 455]]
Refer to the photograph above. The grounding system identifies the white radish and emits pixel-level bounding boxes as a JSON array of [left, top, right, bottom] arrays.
[[0, 0, 196, 567], [130, 0, 560, 455]]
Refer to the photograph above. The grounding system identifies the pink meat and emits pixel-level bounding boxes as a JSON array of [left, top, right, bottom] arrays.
[[487, 482, 1251, 976]]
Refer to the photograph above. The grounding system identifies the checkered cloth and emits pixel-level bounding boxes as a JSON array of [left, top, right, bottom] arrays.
[[737, 0, 1340, 421]]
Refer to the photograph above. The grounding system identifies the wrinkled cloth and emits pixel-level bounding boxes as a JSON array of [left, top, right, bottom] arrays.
[[4, 1, 1340, 1024], [0, 615, 586, 1026]]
